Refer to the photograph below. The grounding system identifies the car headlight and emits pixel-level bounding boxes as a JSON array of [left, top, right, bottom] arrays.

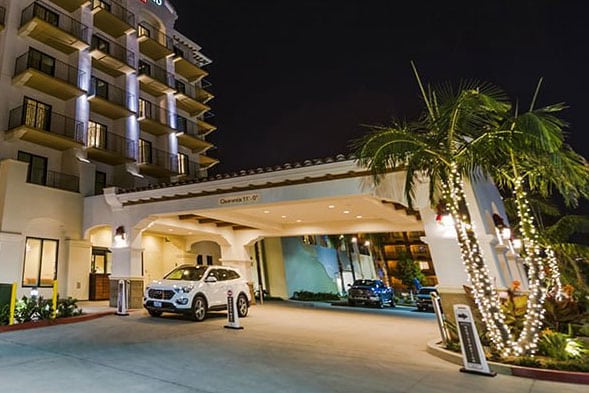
[[176, 297, 189, 305], [174, 286, 193, 294]]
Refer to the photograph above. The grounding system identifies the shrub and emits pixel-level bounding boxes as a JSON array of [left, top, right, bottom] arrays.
[[57, 296, 83, 318], [538, 329, 588, 360], [14, 296, 53, 323]]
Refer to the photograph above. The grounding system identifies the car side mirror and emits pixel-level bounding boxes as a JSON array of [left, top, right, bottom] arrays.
[[205, 276, 217, 283]]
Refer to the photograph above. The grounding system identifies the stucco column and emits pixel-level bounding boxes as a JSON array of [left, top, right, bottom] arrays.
[[109, 230, 144, 308]]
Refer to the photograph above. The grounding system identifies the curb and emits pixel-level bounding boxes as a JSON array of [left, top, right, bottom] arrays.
[[427, 339, 589, 384], [0, 311, 115, 333]]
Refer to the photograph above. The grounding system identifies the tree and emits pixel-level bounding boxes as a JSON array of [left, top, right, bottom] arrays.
[[396, 252, 425, 291], [353, 64, 519, 356]]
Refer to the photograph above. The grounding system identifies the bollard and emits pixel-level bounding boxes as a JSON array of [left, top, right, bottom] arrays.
[[52, 280, 58, 319], [116, 279, 129, 316], [9, 282, 16, 325], [224, 289, 243, 330]]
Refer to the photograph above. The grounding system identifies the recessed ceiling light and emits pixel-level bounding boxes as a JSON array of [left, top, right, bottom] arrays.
[[356, 215, 363, 219], [263, 210, 270, 214], [296, 219, 302, 223], [328, 205, 335, 209], [168, 228, 174, 232], [281, 215, 287, 219], [188, 232, 193, 235], [343, 210, 350, 214]]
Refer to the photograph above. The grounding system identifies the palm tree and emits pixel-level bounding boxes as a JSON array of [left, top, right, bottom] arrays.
[[486, 82, 589, 353], [353, 65, 518, 356]]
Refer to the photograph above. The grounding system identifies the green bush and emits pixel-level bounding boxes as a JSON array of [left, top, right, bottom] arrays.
[[538, 329, 588, 360], [56, 296, 83, 318], [15, 296, 53, 323], [291, 291, 341, 301]]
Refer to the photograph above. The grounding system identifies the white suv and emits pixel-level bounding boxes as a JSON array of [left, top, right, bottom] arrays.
[[143, 264, 251, 322]]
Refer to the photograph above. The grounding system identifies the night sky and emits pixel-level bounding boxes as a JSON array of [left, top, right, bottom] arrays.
[[169, 0, 588, 176]]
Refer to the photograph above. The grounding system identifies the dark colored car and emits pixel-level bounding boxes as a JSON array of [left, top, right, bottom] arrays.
[[416, 286, 438, 312], [348, 279, 395, 308]]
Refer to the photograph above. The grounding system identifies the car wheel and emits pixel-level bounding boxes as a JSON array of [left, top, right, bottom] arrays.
[[390, 300, 396, 308], [348, 300, 356, 306], [237, 294, 248, 318], [190, 295, 207, 322], [148, 309, 163, 317], [377, 298, 384, 309]]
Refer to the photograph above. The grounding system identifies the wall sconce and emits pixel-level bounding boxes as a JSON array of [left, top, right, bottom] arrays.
[[113, 225, 127, 248]]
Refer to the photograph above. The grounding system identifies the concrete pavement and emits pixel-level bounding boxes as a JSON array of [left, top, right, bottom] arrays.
[[0, 301, 586, 393]]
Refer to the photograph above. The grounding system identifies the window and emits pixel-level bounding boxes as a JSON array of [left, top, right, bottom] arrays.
[[173, 46, 185, 59], [94, 0, 111, 13], [22, 237, 58, 287], [88, 120, 107, 149], [33, 3, 59, 26], [27, 48, 55, 76], [196, 255, 203, 265], [175, 80, 186, 94], [138, 139, 152, 164], [138, 98, 151, 118], [206, 255, 213, 266], [90, 76, 109, 99], [18, 151, 47, 186], [177, 153, 188, 175], [95, 171, 106, 195], [91, 34, 110, 53], [91, 247, 111, 274], [137, 23, 151, 38], [138, 60, 151, 76], [23, 97, 51, 130], [176, 115, 187, 133]]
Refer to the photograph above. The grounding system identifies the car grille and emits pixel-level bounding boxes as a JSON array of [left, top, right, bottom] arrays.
[[349, 288, 372, 297], [148, 289, 175, 300]]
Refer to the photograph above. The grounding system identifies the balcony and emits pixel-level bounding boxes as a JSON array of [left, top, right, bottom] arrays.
[[174, 81, 210, 116], [92, 0, 135, 38], [19, 2, 89, 54], [195, 82, 214, 104], [1, 6, 6, 31], [138, 147, 179, 178], [196, 118, 217, 137], [138, 99, 175, 136], [88, 77, 134, 119], [86, 130, 136, 165], [175, 116, 214, 153], [198, 154, 219, 169], [138, 59, 175, 96], [138, 22, 174, 60], [90, 34, 135, 76], [47, 0, 88, 12], [13, 51, 85, 100], [173, 42, 208, 82], [7, 106, 84, 151], [25, 169, 80, 193]]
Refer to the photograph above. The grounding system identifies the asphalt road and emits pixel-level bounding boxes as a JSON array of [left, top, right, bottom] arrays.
[[0, 302, 586, 393]]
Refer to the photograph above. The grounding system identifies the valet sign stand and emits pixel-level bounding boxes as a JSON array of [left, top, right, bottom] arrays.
[[453, 304, 496, 377], [224, 289, 243, 330]]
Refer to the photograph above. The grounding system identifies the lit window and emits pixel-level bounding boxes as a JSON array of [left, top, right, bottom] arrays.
[[22, 238, 58, 287]]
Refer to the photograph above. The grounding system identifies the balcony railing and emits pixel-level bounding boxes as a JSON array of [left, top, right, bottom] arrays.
[[138, 147, 178, 173], [138, 99, 173, 128], [87, 130, 136, 160], [138, 59, 175, 88], [14, 50, 85, 89], [91, 0, 135, 28], [139, 21, 173, 48], [44, 170, 79, 192], [176, 115, 201, 137], [21, 2, 89, 44], [89, 77, 132, 109], [91, 34, 135, 67], [8, 105, 84, 144]]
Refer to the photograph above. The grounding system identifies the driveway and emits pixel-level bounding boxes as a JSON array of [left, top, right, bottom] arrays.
[[0, 301, 585, 393]]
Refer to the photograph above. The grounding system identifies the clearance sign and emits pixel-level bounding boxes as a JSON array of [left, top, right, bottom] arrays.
[[139, 0, 163, 5]]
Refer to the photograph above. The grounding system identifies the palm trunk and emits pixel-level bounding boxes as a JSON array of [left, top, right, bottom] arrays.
[[443, 163, 514, 356]]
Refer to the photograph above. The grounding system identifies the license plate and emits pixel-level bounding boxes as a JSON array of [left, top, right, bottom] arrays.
[[153, 301, 162, 308]]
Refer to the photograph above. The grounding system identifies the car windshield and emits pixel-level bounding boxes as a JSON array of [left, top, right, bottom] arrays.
[[418, 288, 437, 295], [164, 266, 208, 281], [353, 280, 377, 287]]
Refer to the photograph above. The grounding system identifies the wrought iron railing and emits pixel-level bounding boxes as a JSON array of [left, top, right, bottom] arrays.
[[138, 146, 179, 173], [21, 2, 89, 43], [138, 99, 173, 128], [176, 115, 202, 138], [138, 58, 174, 88], [89, 76, 133, 109], [14, 50, 85, 89], [87, 129, 136, 160], [91, 0, 135, 28], [91, 34, 135, 67], [138, 21, 173, 51], [8, 105, 84, 144]]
